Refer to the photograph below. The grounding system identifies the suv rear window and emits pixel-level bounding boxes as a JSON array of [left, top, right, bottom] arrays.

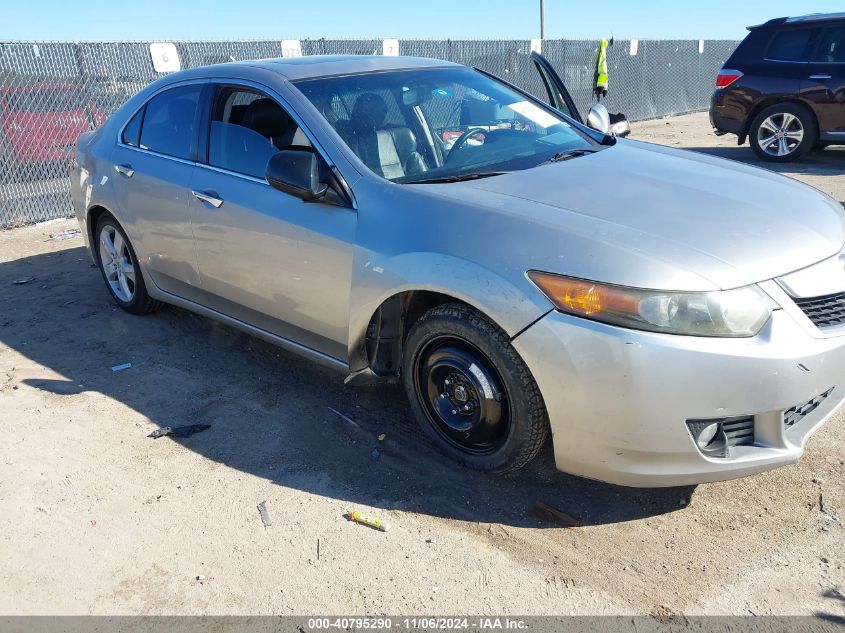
[[765, 28, 817, 62]]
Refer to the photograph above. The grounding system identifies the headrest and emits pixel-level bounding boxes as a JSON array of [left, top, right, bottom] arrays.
[[242, 98, 290, 139], [352, 92, 388, 129]]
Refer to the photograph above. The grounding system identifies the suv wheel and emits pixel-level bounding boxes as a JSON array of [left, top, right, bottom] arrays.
[[749, 103, 817, 162], [402, 303, 549, 473]]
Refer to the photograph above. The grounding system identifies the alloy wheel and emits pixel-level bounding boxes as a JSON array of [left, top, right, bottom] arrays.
[[98, 224, 136, 302], [757, 113, 804, 157]]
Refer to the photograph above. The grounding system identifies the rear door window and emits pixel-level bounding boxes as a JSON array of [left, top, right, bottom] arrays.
[[139, 84, 203, 160], [813, 26, 845, 63], [765, 28, 818, 62]]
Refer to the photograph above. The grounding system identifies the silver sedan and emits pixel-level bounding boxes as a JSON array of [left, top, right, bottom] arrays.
[[71, 54, 845, 487]]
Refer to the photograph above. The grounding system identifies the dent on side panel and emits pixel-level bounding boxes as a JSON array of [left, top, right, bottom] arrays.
[[346, 248, 551, 371]]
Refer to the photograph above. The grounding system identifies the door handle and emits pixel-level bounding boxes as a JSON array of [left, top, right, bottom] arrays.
[[114, 163, 134, 178], [191, 190, 224, 208], [809, 74, 832, 80]]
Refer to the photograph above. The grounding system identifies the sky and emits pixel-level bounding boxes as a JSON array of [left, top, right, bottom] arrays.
[[2, 0, 843, 41]]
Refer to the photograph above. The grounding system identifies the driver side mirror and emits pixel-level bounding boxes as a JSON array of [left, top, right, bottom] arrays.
[[265, 150, 329, 202], [586, 103, 611, 135]]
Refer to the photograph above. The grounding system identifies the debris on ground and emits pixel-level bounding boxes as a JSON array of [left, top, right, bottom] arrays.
[[346, 510, 390, 532], [425, 538, 434, 544], [378, 433, 386, 441], [317, 538, 320, 560], [528, 501, 582, 528], [370, 448, 381, 461], [328, 406, 359, 429], [820, 493, 828, 514], [111, 362, 132, 372], [50, 228, 82, 241], [12, 277, 35, 285], [196, 574, 206, 582], [148, 424, 211, 439], [257, 501, 272, 527]]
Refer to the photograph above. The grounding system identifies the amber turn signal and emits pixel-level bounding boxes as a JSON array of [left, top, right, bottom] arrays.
[[527, 272, 639, 317]]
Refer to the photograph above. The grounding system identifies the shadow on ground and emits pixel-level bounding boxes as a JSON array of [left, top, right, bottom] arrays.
[[0, 246, 693, 529]]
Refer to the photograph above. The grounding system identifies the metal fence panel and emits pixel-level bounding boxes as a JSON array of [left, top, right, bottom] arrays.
[[0, 38, 738, 228]]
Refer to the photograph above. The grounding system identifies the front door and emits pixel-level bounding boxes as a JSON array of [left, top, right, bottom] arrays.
[[528, 51, 584, 123], [189, 84, 356, 361]]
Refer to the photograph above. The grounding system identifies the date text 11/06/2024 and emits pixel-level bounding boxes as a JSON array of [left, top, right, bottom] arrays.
[[306, 617, 528, 630]]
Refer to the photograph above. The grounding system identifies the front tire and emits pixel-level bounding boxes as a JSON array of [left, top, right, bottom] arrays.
[[749, 103, 817, 162], [402, 303, 549, 473], [95, 215, 160, 315]]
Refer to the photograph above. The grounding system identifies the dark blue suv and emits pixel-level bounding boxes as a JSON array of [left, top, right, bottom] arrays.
[[710, 12, 845, 162]]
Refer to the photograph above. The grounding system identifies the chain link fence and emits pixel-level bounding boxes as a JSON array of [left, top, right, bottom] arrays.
[[0, 38, 738, 228]]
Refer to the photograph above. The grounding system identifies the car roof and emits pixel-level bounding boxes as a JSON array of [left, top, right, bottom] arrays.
[[190, 55, 463, 82]]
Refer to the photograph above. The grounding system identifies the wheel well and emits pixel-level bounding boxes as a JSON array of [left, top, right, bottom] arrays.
[[740, 98, 818, 143], [86, 205, 112, 262], [364, 290, 469, 376]]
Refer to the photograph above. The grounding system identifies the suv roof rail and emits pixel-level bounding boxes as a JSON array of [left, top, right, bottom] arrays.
[[785, 12, 845, 24]]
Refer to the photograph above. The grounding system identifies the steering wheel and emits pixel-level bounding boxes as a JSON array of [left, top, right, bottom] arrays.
[[445, 127, 488, 164]]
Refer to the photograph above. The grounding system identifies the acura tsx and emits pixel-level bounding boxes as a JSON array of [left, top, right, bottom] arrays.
[[71, 55, 845, 486]]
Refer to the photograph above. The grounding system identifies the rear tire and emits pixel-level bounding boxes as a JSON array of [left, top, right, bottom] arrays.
[[402, 303, 549, 473], [95, 215, 161, 315], [749, 103, 817, 163]]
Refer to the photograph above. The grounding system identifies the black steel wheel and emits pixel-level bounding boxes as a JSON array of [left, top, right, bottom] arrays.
[[403, 303, 549, 473], [416, 336, 509, 455]]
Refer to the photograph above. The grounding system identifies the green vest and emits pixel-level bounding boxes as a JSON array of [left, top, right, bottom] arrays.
[[595, 38, 609, 96]]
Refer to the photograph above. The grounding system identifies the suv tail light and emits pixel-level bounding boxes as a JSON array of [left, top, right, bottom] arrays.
[[716, 69, 743, 88]]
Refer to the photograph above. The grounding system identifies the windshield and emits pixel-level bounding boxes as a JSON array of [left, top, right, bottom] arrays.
[[293, 66, 598, 183]]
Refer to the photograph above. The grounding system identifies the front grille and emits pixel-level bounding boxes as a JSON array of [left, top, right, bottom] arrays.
[[784, 388, 835, 428], [794, 292, 845, 329], [722, 416, 755, 447]]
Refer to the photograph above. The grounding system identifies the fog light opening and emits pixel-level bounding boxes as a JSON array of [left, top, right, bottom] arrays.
[[687, 420, 729, 458]]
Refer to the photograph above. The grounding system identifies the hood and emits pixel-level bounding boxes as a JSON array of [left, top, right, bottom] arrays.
[[422, 140, 845, 291]]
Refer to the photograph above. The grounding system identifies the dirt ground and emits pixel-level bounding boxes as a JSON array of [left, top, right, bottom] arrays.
[[0, 112, 843, 617]]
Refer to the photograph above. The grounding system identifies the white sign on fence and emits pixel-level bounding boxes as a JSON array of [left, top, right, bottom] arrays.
[[699, 39, 705, 54], [281, 39, 303, 58], [383, 39, 400, 56], [530, 39, 542, 54], [629, 39, 639, 56], [149, 42, 181, 73]]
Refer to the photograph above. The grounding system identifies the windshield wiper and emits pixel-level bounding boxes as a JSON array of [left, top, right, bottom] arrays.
[[404, 171, 508, 185], [540, 148, 600, 165]]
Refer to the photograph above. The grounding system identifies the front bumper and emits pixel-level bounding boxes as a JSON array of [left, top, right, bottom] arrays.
[[512, 306, 845, 487]]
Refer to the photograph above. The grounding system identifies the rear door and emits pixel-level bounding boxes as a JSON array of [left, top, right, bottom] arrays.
[[109, 82, 207, 303], [803, 23, 845, 138], [188, 82, 356, 361]]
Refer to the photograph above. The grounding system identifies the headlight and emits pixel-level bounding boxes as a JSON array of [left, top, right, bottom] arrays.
[[527, 271, 778, 337]]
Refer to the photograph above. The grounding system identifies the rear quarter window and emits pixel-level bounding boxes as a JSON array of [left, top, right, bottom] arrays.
[[121, 107, 143, 147], [765, 28, 818, 62]]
